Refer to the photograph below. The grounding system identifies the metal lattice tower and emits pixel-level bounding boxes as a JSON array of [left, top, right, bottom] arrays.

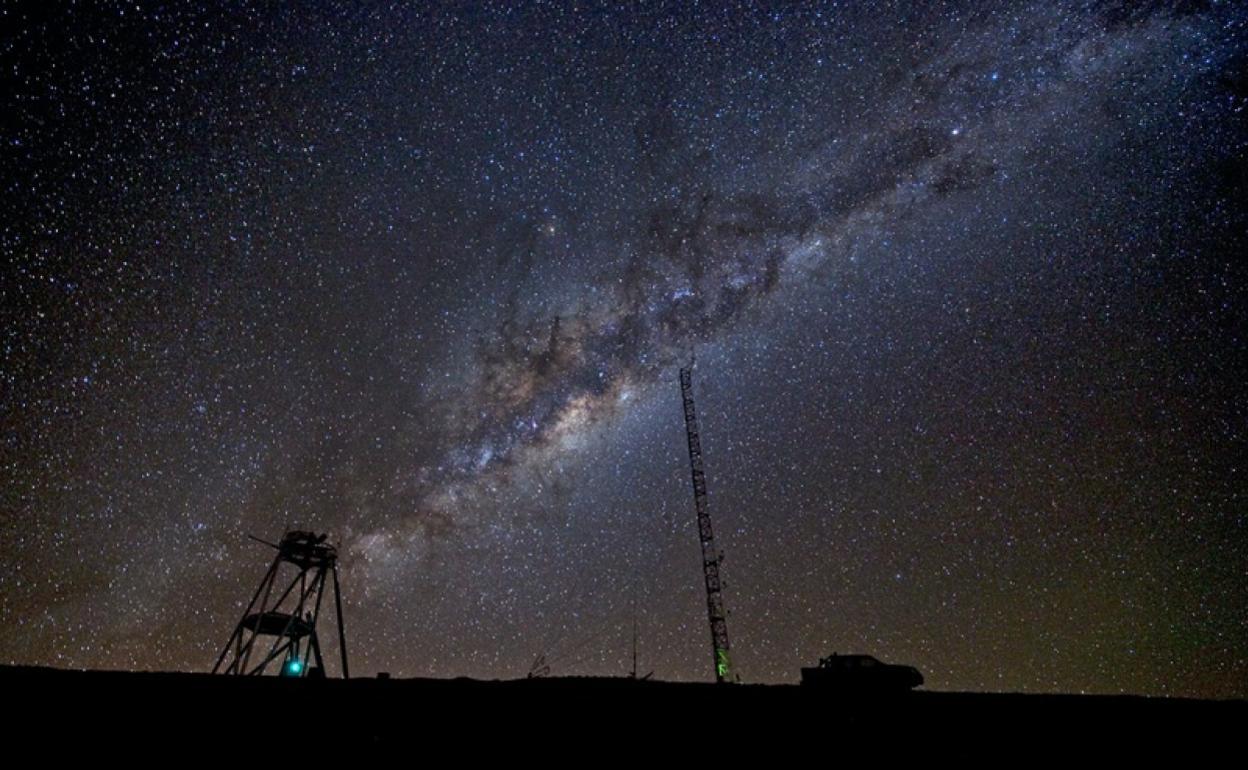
[[212, 530, 349, 678], [679, 366, 734, 683]]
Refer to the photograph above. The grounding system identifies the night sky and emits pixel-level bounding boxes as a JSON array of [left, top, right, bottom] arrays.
[[2, 1, 1246, 699]]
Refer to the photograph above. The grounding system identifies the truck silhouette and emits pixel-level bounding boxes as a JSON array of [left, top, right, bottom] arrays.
[[801, 654, 924, 691]]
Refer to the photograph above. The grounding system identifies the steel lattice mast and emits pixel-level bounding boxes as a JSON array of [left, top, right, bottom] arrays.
[[679, 366, 734, 683]]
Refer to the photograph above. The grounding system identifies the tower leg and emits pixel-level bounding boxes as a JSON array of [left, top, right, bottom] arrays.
[[212, 555, 280, 674], [333, 563, 349, 680]]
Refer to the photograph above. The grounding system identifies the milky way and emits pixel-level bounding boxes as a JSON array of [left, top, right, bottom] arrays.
[[2, 2, 1246, 697]]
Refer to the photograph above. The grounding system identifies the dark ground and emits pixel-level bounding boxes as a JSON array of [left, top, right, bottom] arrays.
[[3, 664, 1242, 759]]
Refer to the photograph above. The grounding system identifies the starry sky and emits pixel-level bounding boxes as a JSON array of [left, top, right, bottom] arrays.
[[2, 1, 1246, 698]]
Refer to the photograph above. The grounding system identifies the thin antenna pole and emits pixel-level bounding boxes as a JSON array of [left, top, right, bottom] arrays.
[[630, 579, 638, 679]]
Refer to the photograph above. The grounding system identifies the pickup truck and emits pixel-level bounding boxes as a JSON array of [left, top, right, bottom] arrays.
[[801, 653, 924, 691]]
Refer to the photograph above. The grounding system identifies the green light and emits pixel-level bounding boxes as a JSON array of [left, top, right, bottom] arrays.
[[285, 659, 303, 675], [716, 649, 731, 678]]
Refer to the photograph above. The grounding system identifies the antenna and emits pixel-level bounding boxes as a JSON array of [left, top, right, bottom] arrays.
[[630, 578, 639, 679], [678, 364, 734, 683]]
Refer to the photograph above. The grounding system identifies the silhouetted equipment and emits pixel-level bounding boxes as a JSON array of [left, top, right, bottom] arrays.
[[527, 653, 550, 679], [801, 654, 924, 691], [211, 530, 349, 678], [679, 364, 734, 683]]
